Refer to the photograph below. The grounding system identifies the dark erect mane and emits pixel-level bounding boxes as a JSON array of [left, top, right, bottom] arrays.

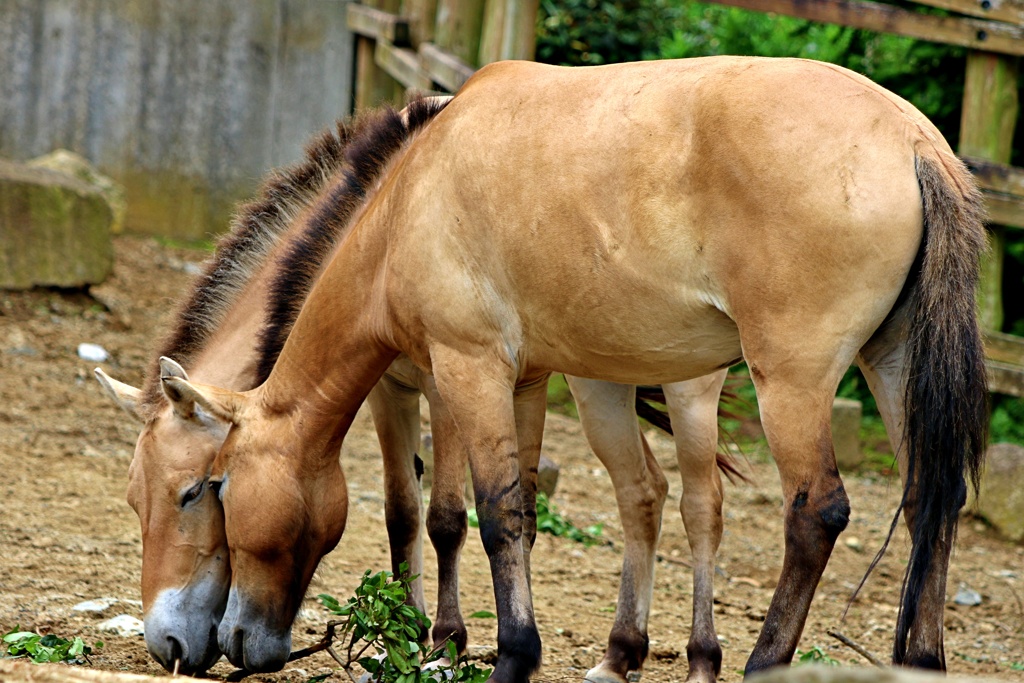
[[254, 97, 449, 383], [141, 97, 448, 417], [141, 123, 353, 417]]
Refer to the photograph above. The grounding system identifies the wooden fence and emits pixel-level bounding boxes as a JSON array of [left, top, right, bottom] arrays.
[[348, 0, 1024, 396], [347, 0, 538, 108]]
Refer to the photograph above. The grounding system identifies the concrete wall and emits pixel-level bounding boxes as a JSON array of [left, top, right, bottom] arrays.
[[0, 0, 354, 240]]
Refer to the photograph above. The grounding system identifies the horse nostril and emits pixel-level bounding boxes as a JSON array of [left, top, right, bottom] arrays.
[[225, 628, 245, 667], [167, 635, 183, 667]]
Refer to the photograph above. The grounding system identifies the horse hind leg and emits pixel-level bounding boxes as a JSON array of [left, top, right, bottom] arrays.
[[662, 370, 729, 683], [857, 324, 947, 669], [368, 378, 428, 619], [568, 377, 669, 683], [743, 358, 851, 674], [421, 377, 470, 654]]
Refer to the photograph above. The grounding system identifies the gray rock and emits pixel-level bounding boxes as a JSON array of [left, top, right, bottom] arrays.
[[0, 159, 113, 289], [72, 597, 117, 614], [96, 614, 144, 637], [973, 443, 1024, 543], [953, 584, 982, 606], [831, 398, 863, 471], [537, 455, 560, 497]]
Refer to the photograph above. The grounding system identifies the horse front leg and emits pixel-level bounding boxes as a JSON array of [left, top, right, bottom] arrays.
[[663, 370, 729, 683], [431, 348, 541, 683], [569, 377, 669, 683], [743, 367, 850, 675], [368, 377, 428, 618], [422, 377, 470, 654]]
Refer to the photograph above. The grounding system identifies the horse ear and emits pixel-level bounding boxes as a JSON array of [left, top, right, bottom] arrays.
[[94, 369, 144, 422], [160, 376, 243, 425], [159, 356, 197, 420]]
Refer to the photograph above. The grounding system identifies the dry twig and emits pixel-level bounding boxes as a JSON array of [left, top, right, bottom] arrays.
[[826, 628, 884, 668]]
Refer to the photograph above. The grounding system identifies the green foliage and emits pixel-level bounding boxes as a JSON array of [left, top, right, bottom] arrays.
[[990, 395, 1024, 445], [546, 373, 578, 418], [536, 0, 681, 65], [794, 646, 841, 666], [1009, 661, 1024, 671], [657, 3, 964, 146], [318, 564, 490, 683], [2, 626, 102, 665], [536, 492, 605, 546]]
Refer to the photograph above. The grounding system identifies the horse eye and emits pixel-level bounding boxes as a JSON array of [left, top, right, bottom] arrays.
[[180, 481, 205, 508]]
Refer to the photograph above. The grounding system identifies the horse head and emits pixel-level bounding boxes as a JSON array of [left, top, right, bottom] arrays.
[[95, 358, 231, 675], [164, 376, 350, 673]]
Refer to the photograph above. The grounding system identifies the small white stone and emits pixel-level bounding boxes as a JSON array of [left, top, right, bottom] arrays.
[[77, 343, 109, 362], [97, 614, 144, 637], [844, 536, 863, 552], [72, 597, 117, 613], [953, 584, 982, 606]]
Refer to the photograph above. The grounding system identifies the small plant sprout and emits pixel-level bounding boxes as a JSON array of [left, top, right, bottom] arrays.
[[2, 626, 103, 665], [794, 645, 841, 666], [303, 563, 491, 683]]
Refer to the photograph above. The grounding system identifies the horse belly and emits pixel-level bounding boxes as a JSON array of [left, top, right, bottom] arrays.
[[521, 280, 743, 385]]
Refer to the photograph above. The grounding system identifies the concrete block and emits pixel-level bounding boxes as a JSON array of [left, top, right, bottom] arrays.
[[29, 150, 127, 235], [975, 443, 1024, 543], [832, 397, 863, 471], [0, 159, 113, 289]]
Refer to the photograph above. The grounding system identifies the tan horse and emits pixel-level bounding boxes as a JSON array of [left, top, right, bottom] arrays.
[[95, 101, 738, 682], [170, 56, 988, 681]]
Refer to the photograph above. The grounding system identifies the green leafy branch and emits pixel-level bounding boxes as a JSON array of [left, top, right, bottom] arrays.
[[795, 646, 841, 666], [300, 563, 490, 683], [2, 626, 103, 665]]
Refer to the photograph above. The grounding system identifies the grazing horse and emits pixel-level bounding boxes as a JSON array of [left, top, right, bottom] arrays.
[[94, 100, 738, 681], [169, 56, 988, 682]]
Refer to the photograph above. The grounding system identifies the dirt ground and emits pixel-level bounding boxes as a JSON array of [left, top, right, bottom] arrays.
[[1, 236, 1022, 682]]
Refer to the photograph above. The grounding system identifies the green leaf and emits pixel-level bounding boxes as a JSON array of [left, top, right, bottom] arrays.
[[468, 610, 496, 619], [3, 632, 35, 643]]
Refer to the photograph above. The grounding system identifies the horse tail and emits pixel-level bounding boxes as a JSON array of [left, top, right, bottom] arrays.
[[894, 152, 988, 663], [634, 386, 749, 484]]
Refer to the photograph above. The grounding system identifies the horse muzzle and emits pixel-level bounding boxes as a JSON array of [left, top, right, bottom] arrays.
[[218, 588, 292, 672], [144, 582, 226, 675]]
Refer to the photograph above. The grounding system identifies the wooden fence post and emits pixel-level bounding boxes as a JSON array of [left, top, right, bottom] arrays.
[[434, 0, 485, 66], [355, 0, 406, 110], [959, 51, 1020, 332], [402, 0, 438, 47], [479, 0, 539, 63]]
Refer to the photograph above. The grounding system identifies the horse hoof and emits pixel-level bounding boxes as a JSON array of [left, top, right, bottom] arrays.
[[583, 665, 639, 683]]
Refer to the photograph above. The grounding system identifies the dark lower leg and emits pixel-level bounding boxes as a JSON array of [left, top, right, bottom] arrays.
[[475, 482, 541, 683], [423, 385, 470, 653], [369, 383, 427, 616], [426, 498, 468, 652], [744, 481, 850, 674]]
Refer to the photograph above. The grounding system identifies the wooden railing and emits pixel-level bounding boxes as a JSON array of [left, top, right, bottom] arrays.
[[349, 1, 537, 106]]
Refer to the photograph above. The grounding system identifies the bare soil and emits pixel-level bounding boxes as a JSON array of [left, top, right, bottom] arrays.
[[1, 237, 1022, 682]]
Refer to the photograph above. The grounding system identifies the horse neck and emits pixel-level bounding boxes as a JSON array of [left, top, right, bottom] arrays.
[[257, 216, 399, 445]]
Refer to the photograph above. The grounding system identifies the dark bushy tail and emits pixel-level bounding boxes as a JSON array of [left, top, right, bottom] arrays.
[[894, 153, 989, 663], [634, 385, 750, 484]]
